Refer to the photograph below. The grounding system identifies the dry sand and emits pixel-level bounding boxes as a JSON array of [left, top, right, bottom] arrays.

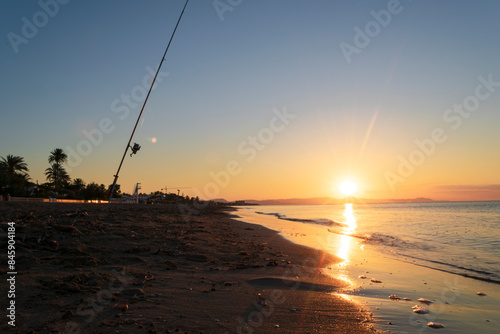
[[0, 202, 377, 333]]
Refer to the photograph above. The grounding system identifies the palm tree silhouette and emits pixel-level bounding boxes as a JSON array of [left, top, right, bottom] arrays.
[[45, 163, 70, 193], [0, 154, 30, 195], [48, 148, 68, 165], [71, 178, 86, 191], [47, 148, 69, 194]]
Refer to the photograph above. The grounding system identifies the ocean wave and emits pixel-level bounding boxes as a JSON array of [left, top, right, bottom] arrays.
[[364, 233, 433, 249], [396, 254, 500, 284], [336, 232, 431, 249], [254, 211, 345, 227], [341, 232, 500, 284], [397, 254, 500, 283]]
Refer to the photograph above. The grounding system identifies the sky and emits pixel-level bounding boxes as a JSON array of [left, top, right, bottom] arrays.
[[1, 0, 500, 201]]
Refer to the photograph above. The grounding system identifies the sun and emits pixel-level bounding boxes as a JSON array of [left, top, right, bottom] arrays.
[[339, 180, 357, 197]]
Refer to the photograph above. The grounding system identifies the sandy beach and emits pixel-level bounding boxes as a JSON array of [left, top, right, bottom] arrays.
[[0, 202, 376, 333]]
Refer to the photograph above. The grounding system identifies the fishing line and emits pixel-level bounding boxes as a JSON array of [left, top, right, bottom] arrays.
[[107, 0, 190, 205]]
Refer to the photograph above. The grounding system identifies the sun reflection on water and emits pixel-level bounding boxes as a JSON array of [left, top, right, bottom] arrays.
[[337, 203, 357, 264]]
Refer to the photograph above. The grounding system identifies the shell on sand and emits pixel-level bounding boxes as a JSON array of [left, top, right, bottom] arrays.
[[412, 305, 429, 314], [418, 298, 432, 304], [427, 322, 444, 328]]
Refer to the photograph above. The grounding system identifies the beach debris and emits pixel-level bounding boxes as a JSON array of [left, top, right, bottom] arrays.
[[274, 324, 280, 328], [186, 254, 208, 262], [476, 292, 487, 296], [389, 295, 400, 300], [49, 240, 59, 249], [359, 275, 367, 279], [412, 305, 429, 314], [427, 322, 444, 329], [62, 310, 74, 319], [52, 224, 81, 234], [370, 279, 382, 283], [65, 210, 89, 218], [123, 288, 146, 299], [403, 297, 412, 301], [418, 298, 432, 304]]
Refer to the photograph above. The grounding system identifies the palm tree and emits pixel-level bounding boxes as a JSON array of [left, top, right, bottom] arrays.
[[47, 149, 69, 194], [48, 148, 68, 165], [45, 163, 70, 192], [71, 178, 86, 191], [1, 154, 29, 176], [0, 155, 30, 195]]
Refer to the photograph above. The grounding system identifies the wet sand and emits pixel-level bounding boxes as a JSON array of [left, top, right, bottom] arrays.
[[0, 202, 377, 333], [236, 207, 500, 334]]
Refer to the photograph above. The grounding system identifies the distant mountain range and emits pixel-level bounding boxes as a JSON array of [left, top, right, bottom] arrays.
[[213, 197, 436, 205]]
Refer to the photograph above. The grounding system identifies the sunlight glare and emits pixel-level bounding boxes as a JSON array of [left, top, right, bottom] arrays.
[[339, 180, 357, 197], [337, 203, 357, 262]]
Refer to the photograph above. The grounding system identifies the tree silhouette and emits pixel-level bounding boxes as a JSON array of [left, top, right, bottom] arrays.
[[107, 183, 121, 198], [45, 163, 70, 192], [71, 178, 86, 191], [82, 182, 107, 200], [0, 155, 30, 196], [48, 148, 68, 165], [46, 149, 70, 194]]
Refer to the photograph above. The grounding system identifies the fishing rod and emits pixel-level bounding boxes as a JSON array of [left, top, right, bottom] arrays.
[[107, 0, 189, 207]]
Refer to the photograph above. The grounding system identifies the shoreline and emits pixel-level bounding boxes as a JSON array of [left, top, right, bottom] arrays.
[[0, 202, 377, 333], [235, 205, 500, 334]]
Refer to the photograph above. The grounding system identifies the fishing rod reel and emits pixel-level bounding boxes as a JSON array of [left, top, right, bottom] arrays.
[[129, 143, 141, 157]]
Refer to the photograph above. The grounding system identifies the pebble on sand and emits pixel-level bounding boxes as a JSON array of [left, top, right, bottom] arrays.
[[412, 305, 429, 314], [359, 275, 367, 279], [389, 295, 400, 300], [370, 279, 382, 283], [403, 297, 412, 301], [476, 292, 487, 296], [418, 298, 432, 304], [427, 322, 444, 329]]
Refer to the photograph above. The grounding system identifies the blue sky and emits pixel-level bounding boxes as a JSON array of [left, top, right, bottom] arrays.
[[1, 0, 500, 200]]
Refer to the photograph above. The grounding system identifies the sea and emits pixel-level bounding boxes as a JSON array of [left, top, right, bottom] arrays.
[[236, 201, 500, 333]]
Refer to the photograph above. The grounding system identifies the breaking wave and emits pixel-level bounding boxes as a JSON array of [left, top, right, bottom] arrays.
[[255, 211, 346, 227]]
